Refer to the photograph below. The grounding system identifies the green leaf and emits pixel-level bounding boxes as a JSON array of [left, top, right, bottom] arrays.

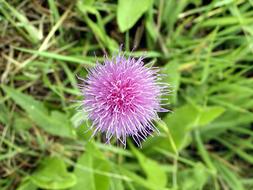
[[2, 86, 76, 138], [0, 103, 9, 124], [14, 47, 95, 66], [143, 104, 198, 153], [145, 8, 158, 42], [110, 177, 124, 190], [163, 104, 200, 151], [17, 178, 37, 190], [71, 142, 111, 190], [179, 163, 209, 190], [117, 0, 153, 32], [71, 110, 88, 128], [71, 110, 92, 139], [118, 166, 166, 190], [197, 106, 225, 127], [162, 0, 188, 32], [163, 61, 181, 104], [30, 157, 76, 189], [201, 112, 253, 140], [14, 116, 32, 131], [149, 104, 225, 153], [131, 145, 167, 189]]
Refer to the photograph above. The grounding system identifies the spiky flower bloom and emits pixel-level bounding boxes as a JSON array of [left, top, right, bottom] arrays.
[[79, 52, 168, 147]]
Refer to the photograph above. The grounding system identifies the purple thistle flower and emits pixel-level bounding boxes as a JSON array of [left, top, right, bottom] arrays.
[[79, 52, 169, 147]]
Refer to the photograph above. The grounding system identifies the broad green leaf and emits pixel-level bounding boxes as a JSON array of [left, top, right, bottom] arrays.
[[118, 166, 167, 190], [143, 104, 198, 153], [154, 120, 178, 155], [71, 110, 88, 128], [179, 163, 209, 190], [14, 116, 32, 131], [189, 0, 201, 6], [201, 112, 253, 140], [71, 110, 92, 139], [2, 86, 76, 138], [110, 177, 124, 190], [117, 0, 153, 32], [163, 104, 200, 151], [146, 104, 225, 153], [196, 106, 225, 127], [30, 157, 76, 189], [131, 145, 167, 189], [71, 142, 111, 190], [17, 178, 37, 190]]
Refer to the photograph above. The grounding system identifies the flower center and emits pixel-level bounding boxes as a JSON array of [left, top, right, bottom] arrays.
[[107, 78, 137, 114]]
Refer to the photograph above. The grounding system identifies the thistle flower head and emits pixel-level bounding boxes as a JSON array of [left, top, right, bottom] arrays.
[[79, 52, 168, 147]]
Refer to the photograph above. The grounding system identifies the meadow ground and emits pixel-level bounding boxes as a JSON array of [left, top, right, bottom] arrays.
[[0, 0, 253, 190]]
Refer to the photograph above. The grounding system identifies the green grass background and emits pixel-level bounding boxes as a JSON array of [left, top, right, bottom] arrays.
[[1, 0, 253, 189]]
